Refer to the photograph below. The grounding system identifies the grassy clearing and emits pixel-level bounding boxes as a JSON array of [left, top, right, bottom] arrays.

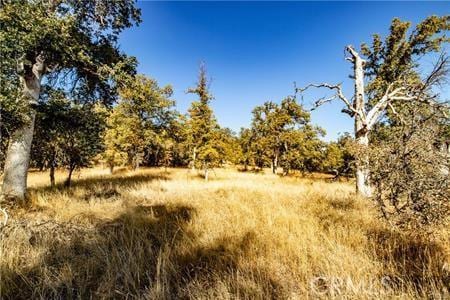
[[1, 167, 449, 299]]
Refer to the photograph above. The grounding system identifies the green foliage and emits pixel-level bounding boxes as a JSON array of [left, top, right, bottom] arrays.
[[103, 75, 176, 170], [320, 134, 355, 177], [321, 143, 343, 172], [217, 127, 241, 165], [237, 128, 254, 169], [31, 89, 106, 184], [357, 16, 449, 156], [360, 15, 449, 117], [186, 64, 225, 172], [335, 133, 356, 176], [2, 5, 447, 196], [246, 96, 324, 174], [0, 0, 140, 131], [166, 114, 191, 166], [0, 0, 140, 186], [358, 16, 449, 228], [279, 125, 325, 174]]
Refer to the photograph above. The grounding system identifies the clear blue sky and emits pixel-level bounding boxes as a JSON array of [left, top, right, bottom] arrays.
[[119, 1, 448, 141]]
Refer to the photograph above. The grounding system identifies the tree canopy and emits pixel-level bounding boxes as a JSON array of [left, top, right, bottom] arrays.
[[103, 74, 176, 171]]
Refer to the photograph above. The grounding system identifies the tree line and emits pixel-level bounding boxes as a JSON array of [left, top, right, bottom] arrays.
[[0, 1, 448, 228], [17, 64, 353, 186]]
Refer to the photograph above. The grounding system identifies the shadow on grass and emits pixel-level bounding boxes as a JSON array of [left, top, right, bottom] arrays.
[[367, 227, 449, 293], [237, 167, 264, 174], [187, 169, 225, 181], [308, 196, 448, 295], [1, 203, 285, 299], [28, 171, 170, 198]]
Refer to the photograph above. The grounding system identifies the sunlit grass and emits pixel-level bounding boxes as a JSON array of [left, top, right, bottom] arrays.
[[1, 167, 449, 299]]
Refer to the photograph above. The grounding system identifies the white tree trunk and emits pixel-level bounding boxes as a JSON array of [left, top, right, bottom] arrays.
[[204, 167, 209, 181], [2, 113, 36, 200], [355, 132, 372, 197], [352, 50, 372, 197], [2, 55, 44, 201], [299, 46, 411, 197]]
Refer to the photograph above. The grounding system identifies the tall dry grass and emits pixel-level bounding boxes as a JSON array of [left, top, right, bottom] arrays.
[[1, 167, 449, 299]]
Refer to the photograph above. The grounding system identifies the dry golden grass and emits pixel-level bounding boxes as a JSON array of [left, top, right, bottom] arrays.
[[1, 167, 449, 299]]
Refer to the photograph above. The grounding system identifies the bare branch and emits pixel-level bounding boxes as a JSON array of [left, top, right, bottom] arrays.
[[366, 84, 420, 128], [346, 45, 366, 64], [366, 53, 449, 128], [310, 95, 338, 111], [389, 96, 416, 101], [366, 84, 395, 128], [345, 57, 355, 63], [422, 52, 449, 90], [387, 102, 406, 124], [396, 54, 449, 118], [346, 45, 359, 57], [296, 82, 363, 118]]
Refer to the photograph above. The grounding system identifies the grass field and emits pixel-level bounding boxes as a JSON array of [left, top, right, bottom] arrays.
[[1, 167, 449, 299]]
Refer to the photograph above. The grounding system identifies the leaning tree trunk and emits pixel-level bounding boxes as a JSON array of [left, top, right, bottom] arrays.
[[352, 49, 372, 197], [64, 164, 76, 187], [2, 55, 45, 201]]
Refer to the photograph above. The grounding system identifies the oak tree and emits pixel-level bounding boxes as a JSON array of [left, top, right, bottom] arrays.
[[0, 0, 140, 200], [103, 75, 175, 171]]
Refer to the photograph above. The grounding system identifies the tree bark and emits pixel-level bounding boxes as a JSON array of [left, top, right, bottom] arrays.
[[192, 147, 197, 171], [298, 46, 415, 197], [2, 113, 36, 200], [352, 49, 372, 197], [153, 147, 160, 166], [204, 167, 209, 181], [272, 154, 278, 174], [64, 165, 75, 187], [355, 132, 372, 197], [49, 165, 55, 188], [49, 154, 56, 188], [131, 152, 140, 170], [2, 55, 44, 201]]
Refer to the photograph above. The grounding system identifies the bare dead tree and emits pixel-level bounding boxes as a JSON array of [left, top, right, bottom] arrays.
[[297, 46, 448, 197]]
